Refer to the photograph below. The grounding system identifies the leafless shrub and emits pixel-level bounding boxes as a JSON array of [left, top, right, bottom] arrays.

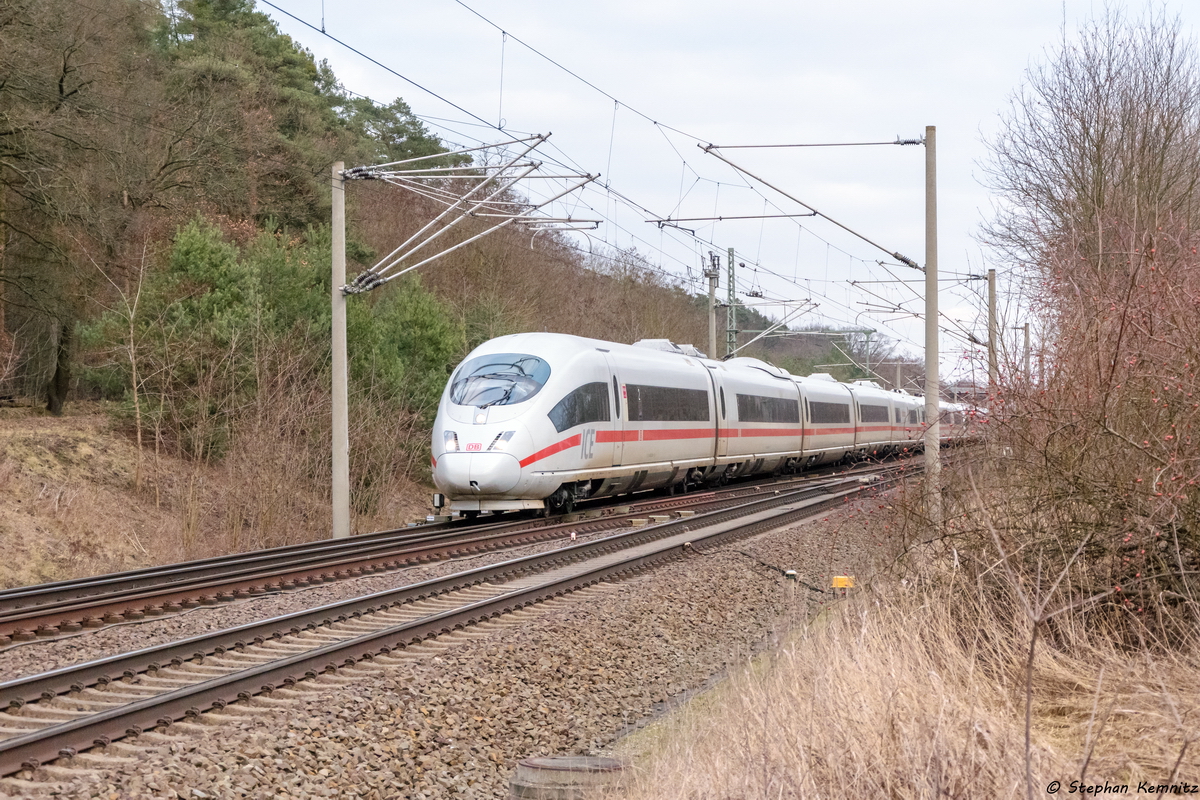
[[969, 218, 1200, 645], [0, 325, 20, 395], [982, 7, 1200, 267]]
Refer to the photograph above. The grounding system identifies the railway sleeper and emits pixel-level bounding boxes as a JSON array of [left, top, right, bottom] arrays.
[[46, 696, 121, 712], [243, 695, 296, 709], [0, 723, 45, 737], [32, 763, 103, 781], [306, 673, 359, 687], [87, 740, 145, 758], [293, 631, 348, 644], [206, 653, 278, 669], [3, 706, 90, 723], [1, 777, 75, 795], [79, 678, 156, 693], [125, 730, 188, 746], [260, 686, 320, 700], [0, 711, 58, 728], [160, 719, 215, 735], [248, 640, 319, 654], [134, 675, 212, 689], [204, 707, 270, 722], [330, 617, 382, 629], [337, 664, 387, 680], [369, 608, 426, 622], [156, 664, 235, 678]]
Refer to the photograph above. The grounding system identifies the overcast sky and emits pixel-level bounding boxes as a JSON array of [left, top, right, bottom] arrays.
[[258, 0, 1196, 377]]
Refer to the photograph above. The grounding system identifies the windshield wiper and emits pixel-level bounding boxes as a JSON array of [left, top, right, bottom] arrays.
[[479, 384, 515, 410], [468, 360, 531, 378], [469, 371, 525, 381]]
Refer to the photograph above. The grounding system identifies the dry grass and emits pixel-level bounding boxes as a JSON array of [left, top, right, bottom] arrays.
[[0, 401, 433, 588], [0, 405, 157, 586], [619, 573, 1199, 798]]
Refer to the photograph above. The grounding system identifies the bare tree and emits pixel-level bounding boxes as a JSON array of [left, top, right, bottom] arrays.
[[982, 7, 1200, 269]]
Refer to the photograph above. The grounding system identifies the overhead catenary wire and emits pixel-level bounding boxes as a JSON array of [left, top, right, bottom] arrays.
[[701, 145, 923, 272], [448, 0, 708, 143], [258, 0, 498, 131], [709, 138, 925, 149], [387, 0, 929, 307], [253, 1, 981, 366]]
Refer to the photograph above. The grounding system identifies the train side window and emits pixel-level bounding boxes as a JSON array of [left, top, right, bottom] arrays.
[[612, 376, 620, 419], [860, 404, 889, 423], [548, 382, 612, 433], [719, 387, 726, 420], [626, 384, 710, 422], [736, 394, 800, 423], [809, 401, 851, 424]]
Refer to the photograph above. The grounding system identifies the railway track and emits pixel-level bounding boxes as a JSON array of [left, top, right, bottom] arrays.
[[0, 462, 909, 778], [0, 460, 898, 646]]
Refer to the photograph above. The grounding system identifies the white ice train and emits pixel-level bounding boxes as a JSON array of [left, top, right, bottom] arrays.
[[431, 333, 973, 517]]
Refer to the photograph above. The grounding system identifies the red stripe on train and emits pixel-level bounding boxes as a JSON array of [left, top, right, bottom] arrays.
[[642, 428, 715, 441], [596, 430, 640, 443], [521, 423, 926, 468], [519, 434, 583, 467], [728, 427, 801, 438]]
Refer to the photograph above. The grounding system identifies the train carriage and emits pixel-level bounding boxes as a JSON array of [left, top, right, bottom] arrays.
[[891, 391, 925, 452], [793, 374, 856, 466], [849, 380, 897, 456], [712, 358, 804, 479]]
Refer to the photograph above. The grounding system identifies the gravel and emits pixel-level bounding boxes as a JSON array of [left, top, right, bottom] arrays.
[[1, 486, 901, 799], [0, 525, 624, 682]]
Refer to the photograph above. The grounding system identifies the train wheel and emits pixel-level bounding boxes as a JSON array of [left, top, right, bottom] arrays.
[[544, 487, 574, 517]]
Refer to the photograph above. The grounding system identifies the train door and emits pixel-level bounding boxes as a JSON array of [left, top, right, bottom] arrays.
[[602, 352, 625, 466], [794, 380, 807, 462], [706, 366, 729, 459]]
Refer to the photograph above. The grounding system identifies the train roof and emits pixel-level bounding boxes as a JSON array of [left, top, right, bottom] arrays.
[[459, 332, 936, 403]]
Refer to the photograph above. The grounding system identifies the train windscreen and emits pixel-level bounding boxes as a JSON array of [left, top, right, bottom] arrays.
[[450, 353, 551, 408]]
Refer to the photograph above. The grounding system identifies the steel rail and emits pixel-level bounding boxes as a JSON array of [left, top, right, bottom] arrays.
[[0, 462, 887, 643], [0, 477, 860, 706], [0, 469, 906, 775], [0, 459, 874, 608]]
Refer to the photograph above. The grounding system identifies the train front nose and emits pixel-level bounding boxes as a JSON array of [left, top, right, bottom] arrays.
[[436, 452, 522, 495]]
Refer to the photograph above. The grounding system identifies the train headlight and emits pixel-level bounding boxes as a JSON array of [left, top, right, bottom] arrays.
[[475, 411, 487, 424], [487, 431, 515, 452], [443, 430, 460, 452]]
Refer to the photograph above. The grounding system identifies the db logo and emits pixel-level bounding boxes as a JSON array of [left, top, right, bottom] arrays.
[[465, 443, 483, 452]]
